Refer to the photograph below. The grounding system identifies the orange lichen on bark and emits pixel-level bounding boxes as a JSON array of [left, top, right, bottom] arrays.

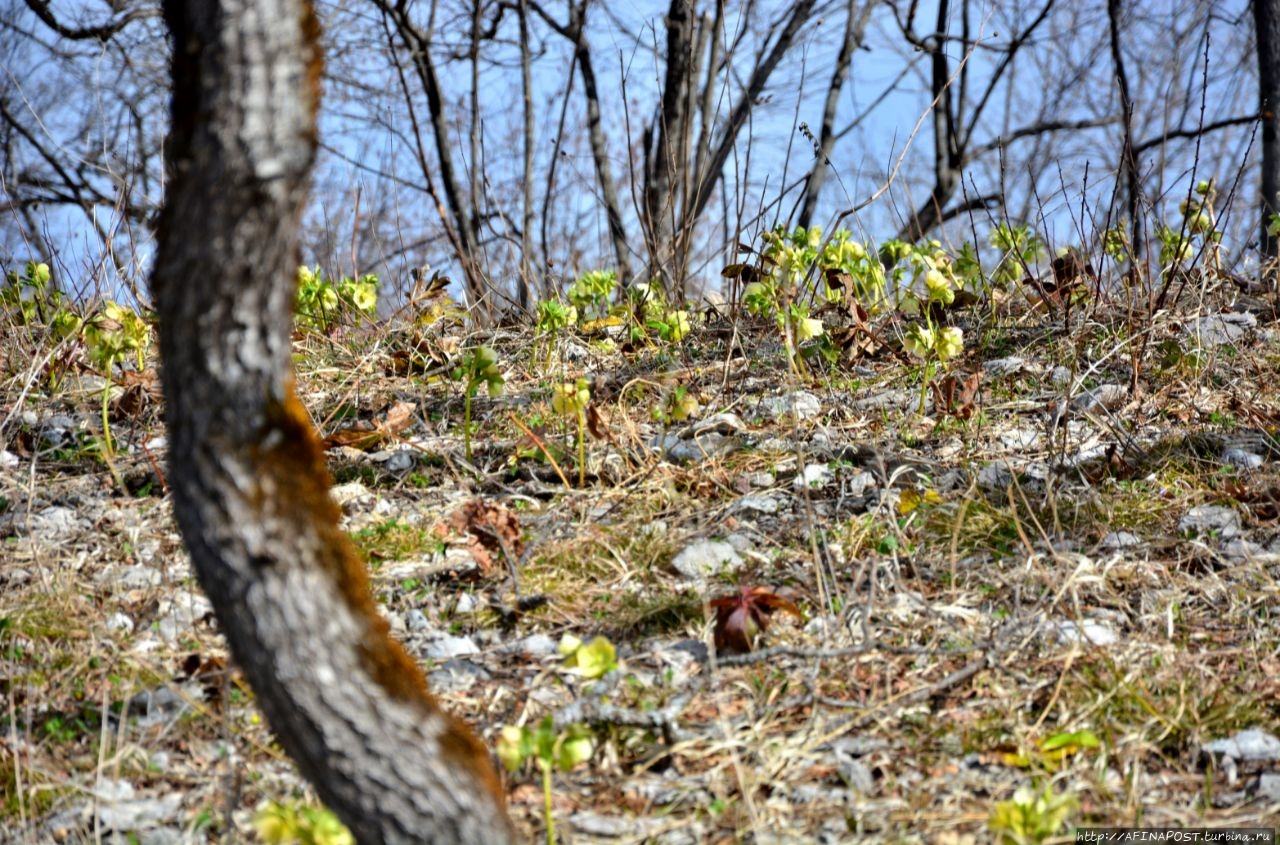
[[256, 387, 507, 804], [300, 1, 323, 142]]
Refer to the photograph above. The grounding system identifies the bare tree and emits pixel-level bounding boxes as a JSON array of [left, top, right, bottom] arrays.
[[797, 0, 877, 230], [0, 0, 167, 296], [641, 0, 819, 294], [531, 0, 633, 288], [1258, 0, 1280, 259], [893, 0, 1067, 241], [377, 1, 495, 317], [153, 0, 516, 840]]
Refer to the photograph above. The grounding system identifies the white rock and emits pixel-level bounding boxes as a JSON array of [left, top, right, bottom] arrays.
[[670, 539, 744, 580], [793, 463, 833, 489]]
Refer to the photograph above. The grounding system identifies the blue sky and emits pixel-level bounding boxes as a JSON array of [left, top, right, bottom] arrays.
[[0, 0, 1263, 304]]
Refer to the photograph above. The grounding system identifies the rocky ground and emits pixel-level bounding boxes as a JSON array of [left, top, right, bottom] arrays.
[[3, 275, 1280, 843]]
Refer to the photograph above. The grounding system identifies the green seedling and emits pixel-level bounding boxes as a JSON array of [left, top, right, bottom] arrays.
[[2, 261, 77, 333], [2, 260, 83, 387], [551, 377, 590, 486], [556, 633, 618, 679], [651, 385, 700, 425], [567, 269, 617, 322], [451, 345, 505, 462], [83, 300, 152, 454], [497, 717, 594, 845], [902, 322, 964, 416], [989, 223, 1045, 287], [647, 307, 692, 343], [1160, 178, 1222, 273], [253, 800, 353, 845], [534, 299, 577, 368], [988, 781, 1078, 845], [497, 635, 611, 845], [736, 225, 980, 380]]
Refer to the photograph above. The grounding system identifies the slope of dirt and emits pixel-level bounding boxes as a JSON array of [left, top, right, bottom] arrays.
[[3, 282, 1280, 843]]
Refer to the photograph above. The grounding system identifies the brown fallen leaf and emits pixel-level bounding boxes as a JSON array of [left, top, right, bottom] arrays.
[[929, 371, 981, 420], [322, 400, 417, 451], [446, 498, 524, 578]]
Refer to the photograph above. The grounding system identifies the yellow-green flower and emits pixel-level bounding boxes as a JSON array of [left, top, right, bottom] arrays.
[[936, 326, 964, 361], [667, 310, 691, 341], [796, 316, 824, 341], [924, 269, 954, 305], [552, 378, 590, 417], [904, 325, 935, 358]]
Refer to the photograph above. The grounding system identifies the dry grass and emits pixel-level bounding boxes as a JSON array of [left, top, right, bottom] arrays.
[[3, 266, 1280, 843]]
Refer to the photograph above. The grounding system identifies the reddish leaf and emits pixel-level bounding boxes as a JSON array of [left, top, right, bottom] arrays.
[[710, 586, 804, 655]]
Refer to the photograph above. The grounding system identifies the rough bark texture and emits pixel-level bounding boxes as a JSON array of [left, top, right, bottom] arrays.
[[1258, 0, 1280, 258], [643, 0, 696, 291], [151, 2, 516, 843]]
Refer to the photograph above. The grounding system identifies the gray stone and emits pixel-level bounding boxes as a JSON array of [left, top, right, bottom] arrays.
[[122, 686, 195, 729], [1047, 618, 1119, 646], [665, 432, 735, 463], [1223, 447, 1264, 469], [427, 659, 491, 692], [670, 539, 744, 580], [1071, 384, 1128, 412], [423, 633, 480, 659], [1254, 772, 1280, 801], [28, 505, 85, 539], [794, 463, 834, 490], [983, 356, 1026, 377], [91, 777, 183, 834], [1186, 312, 1255, 347], [763, 390, 822, 421], [384, 449, 415, 472], [1203, 728, 1280, 763], [515, 633, 559, 657], [1049, 366, 1073, 387], [843, 471, 877, 498], [977, 461, 1014, 492], [734, 493, 782, 514], [853, 389, 925, 413], [998, 427, 1040, 450], [105, 612, 135, 633], [1100, 531, 1143, 550], [1178, 504, 1241, 539]]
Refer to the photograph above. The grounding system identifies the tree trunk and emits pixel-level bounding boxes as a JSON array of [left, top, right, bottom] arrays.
[[152, 2, 516, 842], [643, 0, 697, 293], [799, 0, 875, 230], [1257, 0, 1280, 258]]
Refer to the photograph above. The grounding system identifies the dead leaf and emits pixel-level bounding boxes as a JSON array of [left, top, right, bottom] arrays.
[[322, 420, 381, 451], [929, 371, 981, 419], [446, 498, 524, 577], [720, 262, 769, 282], [586, 404, 608, 440], [323, 401, 417, 451]]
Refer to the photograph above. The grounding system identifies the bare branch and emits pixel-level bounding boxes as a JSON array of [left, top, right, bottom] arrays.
[[23, 0, 156, 42]]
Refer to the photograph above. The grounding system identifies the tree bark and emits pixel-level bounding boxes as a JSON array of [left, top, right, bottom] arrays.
[[1257, 0, 1280, 258], [530, 0, 634, 287], [798, 0, 875, 230], [643, 0, 697, 291], [152, 2, 516, 842]]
